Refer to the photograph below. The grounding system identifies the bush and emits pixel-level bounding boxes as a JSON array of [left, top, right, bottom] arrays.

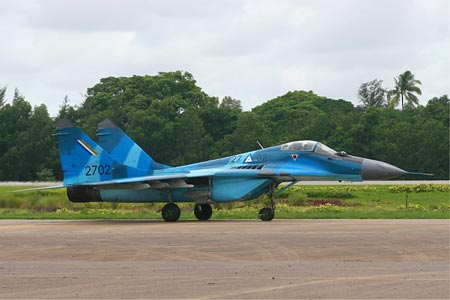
[[306, 190, 354, 199], [36, 168, 56, 181], [306, 199, 361, 207], [388, 184, 450, 193], [398, 204, 425, 211], [306, 203, 344, 213]]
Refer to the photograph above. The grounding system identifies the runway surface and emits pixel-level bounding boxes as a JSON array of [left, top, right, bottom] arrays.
[[0, 219, 448, 299]]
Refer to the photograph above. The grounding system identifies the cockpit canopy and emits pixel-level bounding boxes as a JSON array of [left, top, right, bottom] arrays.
[[281, 140, 337, 156]]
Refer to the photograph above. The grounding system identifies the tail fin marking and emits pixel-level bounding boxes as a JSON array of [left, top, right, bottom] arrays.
[[77, 139, 98, 156]]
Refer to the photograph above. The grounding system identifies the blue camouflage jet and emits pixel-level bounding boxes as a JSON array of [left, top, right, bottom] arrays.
[[50, 118, 428, 221]]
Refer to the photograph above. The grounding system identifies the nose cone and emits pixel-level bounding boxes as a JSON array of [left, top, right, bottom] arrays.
[[361, 159, 406, 180]]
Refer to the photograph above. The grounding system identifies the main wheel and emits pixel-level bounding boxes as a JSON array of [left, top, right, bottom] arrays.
[[162, 203, 181, 222], [194, 203, 213, 221], [259, 207, 274, 221]]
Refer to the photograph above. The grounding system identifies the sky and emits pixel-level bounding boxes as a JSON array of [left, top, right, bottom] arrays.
[[0, 0, 449, 116]]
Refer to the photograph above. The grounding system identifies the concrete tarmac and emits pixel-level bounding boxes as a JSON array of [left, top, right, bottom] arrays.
[[0, 219, 448, 299]]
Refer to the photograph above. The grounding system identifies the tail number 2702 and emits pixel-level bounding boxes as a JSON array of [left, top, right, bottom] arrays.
[[84, 164, 111, 176]]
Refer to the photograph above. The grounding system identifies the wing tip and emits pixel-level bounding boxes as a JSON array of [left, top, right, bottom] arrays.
[[12, 185, 65, 193]]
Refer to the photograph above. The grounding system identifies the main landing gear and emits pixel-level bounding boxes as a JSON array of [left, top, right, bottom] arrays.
[[259, 183, 277, 221], [161, 203, 213, 222], [194, 203, 213, 221], [162, 203, 181, 222]]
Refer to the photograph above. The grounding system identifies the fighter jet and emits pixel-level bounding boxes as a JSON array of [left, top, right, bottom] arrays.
[[50, 118, 429, 222]]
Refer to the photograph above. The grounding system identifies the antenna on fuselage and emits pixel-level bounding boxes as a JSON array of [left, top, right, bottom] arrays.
[[256, 141, 264, 149]]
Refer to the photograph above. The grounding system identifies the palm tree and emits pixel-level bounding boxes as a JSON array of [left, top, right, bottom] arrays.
[[388, 71, 422, 110]]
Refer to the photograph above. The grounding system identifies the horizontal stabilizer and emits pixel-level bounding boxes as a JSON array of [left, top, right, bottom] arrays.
[[13, 185, 65, 192]]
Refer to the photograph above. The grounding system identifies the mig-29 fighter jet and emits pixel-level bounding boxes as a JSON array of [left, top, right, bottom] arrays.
[[49, 119, 429, 222]]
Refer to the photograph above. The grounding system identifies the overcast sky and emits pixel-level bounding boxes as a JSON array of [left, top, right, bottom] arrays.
[[1, 0, 449, 115]]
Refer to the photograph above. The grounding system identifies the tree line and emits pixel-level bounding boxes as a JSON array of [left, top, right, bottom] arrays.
[[0, 71, 448, 181]]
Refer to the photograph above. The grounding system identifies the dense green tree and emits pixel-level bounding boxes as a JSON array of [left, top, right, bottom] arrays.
[[252, 90, 357, 145], [358, 79, 386, 108], [58, 95, 78, 122], [388, 71, 422, 110], [422, 95, 449, 126], [0, 86, 6, 107], [198, 97, 241, 158], [395, 119, 448, 178], [76, 71, 216, 133], [224, 112, 273, 155], [220, 96, 242, 110], [169, 110, 212, 165], [199, 104, 239, 142], [0, 90, 55, 180]]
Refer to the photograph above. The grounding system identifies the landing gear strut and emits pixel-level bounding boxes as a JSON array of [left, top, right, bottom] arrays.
[[259, 183, 276, 221], [162, 203, 181, 222], [194, 203, 213, 221]]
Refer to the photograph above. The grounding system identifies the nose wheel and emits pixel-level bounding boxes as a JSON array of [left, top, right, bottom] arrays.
[[259, 183, 277, 221], [259, 207, 274, 221]]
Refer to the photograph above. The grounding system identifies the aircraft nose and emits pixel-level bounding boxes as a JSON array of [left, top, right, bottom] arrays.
[[361, 159, 406, 180]]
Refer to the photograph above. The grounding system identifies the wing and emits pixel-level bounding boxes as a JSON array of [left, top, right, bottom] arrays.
[[73, 168, 222, 189]]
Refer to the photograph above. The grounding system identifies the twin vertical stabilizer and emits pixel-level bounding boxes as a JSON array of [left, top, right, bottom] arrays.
[[97, 119, 169, 171], [56, 119, 163, 186]]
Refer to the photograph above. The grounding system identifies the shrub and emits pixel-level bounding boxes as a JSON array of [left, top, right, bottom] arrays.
[[306, 199, 361, 207], [306, 189, 354, 199], [306, 203, 344, 213], [397, 204, 425, 211], [388, 184, 450, 193]]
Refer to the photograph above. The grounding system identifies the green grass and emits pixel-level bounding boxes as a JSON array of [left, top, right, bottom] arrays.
[[0, 184, 448, 219]]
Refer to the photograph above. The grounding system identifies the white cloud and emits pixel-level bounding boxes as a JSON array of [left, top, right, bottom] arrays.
[[0, 0, 448, 115]]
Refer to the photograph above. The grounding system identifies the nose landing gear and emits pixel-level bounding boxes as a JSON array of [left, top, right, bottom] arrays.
[[259, 207, 274, 221], [259, 183, 277, 221]]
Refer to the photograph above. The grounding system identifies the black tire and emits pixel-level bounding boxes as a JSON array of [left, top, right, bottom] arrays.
[[162, 203, 181, 222], [194, 203, 213, 221], [259, 207, 274, 221]]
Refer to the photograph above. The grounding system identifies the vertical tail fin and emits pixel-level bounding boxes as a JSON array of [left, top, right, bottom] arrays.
[[56, 119, 147, 186], [97, 119, 169, 171]]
